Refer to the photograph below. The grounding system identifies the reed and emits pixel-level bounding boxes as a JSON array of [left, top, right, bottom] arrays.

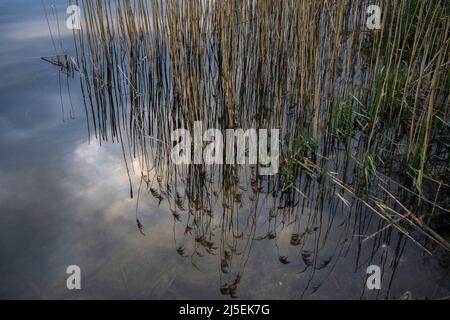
[[48, 0, 450, 285]]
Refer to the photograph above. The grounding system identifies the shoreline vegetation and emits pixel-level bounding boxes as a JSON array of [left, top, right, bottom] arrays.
[[44, 0, 449, 298]]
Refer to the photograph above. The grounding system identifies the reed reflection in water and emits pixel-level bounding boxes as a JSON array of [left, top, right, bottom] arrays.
[[44, 0, 450, 299]]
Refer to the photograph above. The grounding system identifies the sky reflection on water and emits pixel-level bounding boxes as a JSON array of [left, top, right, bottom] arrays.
[[0, 0, 448, 300]]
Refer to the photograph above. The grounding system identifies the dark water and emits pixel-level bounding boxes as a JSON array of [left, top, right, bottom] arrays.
[[0, 0, 449, 300]]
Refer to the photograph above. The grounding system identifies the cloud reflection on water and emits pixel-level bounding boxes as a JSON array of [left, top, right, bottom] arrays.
[[0, 0, 448, 300]]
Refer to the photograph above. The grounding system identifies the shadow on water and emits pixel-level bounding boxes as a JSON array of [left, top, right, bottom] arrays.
[[43, 0, 450, 299]]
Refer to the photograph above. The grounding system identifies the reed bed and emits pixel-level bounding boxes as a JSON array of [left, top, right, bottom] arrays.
[[48, 0, 450, 296]]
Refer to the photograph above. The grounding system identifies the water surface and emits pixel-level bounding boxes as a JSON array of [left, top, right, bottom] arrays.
[[0, 0, 449, 300]]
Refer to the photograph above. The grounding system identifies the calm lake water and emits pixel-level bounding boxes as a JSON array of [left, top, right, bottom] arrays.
[[0, 0, 448, 299]]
